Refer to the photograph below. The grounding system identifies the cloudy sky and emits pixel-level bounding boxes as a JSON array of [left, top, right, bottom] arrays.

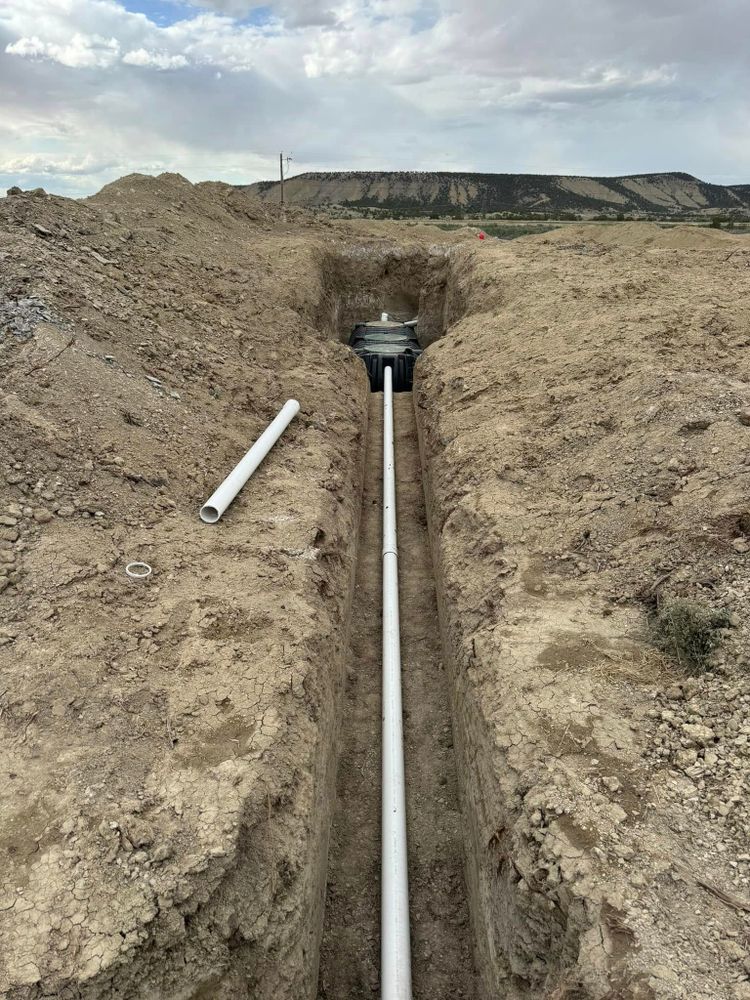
[[1, 0, 748, 197]]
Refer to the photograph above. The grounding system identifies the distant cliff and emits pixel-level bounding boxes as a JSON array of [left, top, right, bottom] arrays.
[[245, 170, 750, 218]]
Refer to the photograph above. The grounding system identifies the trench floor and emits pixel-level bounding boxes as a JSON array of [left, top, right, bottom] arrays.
[[317, 392, 476, 1000]]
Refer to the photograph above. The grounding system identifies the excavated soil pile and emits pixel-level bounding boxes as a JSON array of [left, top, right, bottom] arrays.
[[416, 225, 750, 999], [537, 221, 741, 250]]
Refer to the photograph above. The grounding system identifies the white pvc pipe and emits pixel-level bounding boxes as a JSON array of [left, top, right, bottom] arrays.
[[381, 366, 412, 1000], [199, 399, 300, 523]]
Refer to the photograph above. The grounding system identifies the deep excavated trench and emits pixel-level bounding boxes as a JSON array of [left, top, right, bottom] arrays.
[[318, 391, 476, 1000], [8, 191, 736, 1000], [311, 248, 475, 997]]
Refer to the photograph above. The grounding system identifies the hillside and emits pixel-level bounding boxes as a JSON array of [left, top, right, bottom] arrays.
[[246, 170, 750, 218]]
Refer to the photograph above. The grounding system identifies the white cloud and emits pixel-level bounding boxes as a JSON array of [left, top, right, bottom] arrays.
[[0, 152, 117, 176], [7, 31, 120, 69], [0, 0, 748, 196], [122, 47, 188, 69]]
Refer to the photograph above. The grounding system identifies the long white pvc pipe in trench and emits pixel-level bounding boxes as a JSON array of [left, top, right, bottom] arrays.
[[381, 365, 413, 1000]]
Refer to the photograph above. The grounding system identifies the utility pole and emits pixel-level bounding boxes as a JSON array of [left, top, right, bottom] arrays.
[[279, 152, 292, 208]]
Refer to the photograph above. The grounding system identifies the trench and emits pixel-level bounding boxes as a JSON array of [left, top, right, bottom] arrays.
[[317, 385, 476, 999], [308, 244, 603, 1000]]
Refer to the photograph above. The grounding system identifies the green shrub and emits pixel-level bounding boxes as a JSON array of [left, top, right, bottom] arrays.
[[653, 599, 730, 672]]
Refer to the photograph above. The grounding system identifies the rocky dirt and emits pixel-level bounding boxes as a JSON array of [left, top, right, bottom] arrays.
[[2, 176, 750, 1000], [0, 175, 373, 998], [416, 222, 750, 998]]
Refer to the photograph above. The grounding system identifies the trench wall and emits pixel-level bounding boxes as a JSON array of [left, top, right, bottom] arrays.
[[315, 244, 450, 346], [413, 246, 619, 1000]]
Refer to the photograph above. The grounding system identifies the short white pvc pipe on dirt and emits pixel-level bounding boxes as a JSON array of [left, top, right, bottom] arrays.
[[381, 365, 413, 1000], [199, 398, 300, 523]]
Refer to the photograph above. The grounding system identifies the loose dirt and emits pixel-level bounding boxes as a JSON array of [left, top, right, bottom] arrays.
[[0, 175, 373, 998], [534, 219, 740, 249], [2, 174, 750, 1000], [417, 226, 750, 999]]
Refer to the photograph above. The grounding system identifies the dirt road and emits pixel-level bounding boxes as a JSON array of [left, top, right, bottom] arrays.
[[318, 393, 476, 999]]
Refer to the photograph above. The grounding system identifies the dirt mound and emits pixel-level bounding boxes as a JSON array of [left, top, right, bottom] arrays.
[[417, 235, 750, 999], [0, 178, 377, 998], [525, 220, 741, 249], [651, 223, 741, 248], [91, 170, 195, 202], [86, 171, 317, 232]]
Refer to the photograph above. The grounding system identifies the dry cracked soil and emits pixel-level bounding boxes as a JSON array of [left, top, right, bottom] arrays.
[[1, 175, 750, 1000]]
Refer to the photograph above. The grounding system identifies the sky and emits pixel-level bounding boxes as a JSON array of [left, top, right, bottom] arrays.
[[1, 0, 749, 197]]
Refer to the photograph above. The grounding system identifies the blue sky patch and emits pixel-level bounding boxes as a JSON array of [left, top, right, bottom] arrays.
[[122, 0, 274, 26]]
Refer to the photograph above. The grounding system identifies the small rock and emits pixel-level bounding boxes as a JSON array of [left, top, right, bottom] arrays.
[[32, 223, 53, 237], [650, 964, 679, 984], [87, 249, 115, 265], [674, 748, 698, 769], [33, 509, 53, 524], [736, 408, 750, 427], [0, 516, 17, 527], [732, 538, 749, 553], [682, 723, 715, 746], [682, 417, 712, 431], [613, 844, 634, 860]]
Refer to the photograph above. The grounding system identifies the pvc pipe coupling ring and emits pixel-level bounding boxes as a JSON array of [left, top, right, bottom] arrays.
[[126, 561, 152, 580]]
